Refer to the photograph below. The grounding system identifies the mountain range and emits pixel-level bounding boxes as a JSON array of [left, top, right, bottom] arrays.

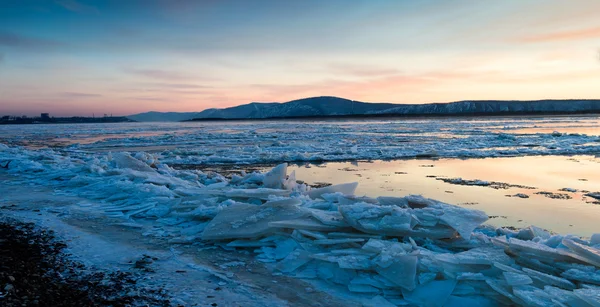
[[127, 96, 600, 122]]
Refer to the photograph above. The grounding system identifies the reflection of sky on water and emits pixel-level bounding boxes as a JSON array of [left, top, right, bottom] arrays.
[[283, 156, 600, 237]]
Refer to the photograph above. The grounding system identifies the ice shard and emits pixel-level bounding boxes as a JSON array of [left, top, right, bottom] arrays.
[[201, 201, 305, 240]]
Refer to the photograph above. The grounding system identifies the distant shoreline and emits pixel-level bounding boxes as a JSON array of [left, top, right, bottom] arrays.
[[4, 110, 600, 125], [184, 110, 600, 122], [0, 117, 135, 125]]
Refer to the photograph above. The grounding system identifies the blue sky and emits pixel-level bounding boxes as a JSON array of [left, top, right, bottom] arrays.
[[1, 0, 600, 116]]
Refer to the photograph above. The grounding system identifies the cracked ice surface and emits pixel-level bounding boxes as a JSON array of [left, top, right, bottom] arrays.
[[1, 117, 600, 165], [1, 144, 599, 306]]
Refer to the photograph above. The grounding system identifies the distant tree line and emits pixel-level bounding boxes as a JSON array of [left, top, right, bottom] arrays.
[[0, 114, 134, 125]]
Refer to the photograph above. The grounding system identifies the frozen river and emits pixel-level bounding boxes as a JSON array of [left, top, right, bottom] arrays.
[[1, 115, 600, 306], [2, 115, 600, 164], [1, 115, 600, 235]]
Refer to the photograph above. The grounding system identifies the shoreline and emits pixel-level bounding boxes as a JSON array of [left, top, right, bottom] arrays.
[[0, 217, 170, 307], [1, 148, 599, 306]]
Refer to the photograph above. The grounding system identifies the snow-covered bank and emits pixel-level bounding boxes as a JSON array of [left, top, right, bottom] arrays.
[[0, 178, 344, 307], [1, 144, 599, 306]]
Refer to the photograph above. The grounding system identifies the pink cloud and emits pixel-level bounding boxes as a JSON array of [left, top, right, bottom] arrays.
[[516, 26, 600, 43], [59, 92, 103, 98]]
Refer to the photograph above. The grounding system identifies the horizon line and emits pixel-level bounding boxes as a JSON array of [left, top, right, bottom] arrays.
[[3, 96, 600, 117]]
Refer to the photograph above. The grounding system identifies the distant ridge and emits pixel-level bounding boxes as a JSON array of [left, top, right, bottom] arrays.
[[127, 96, 600, 122]]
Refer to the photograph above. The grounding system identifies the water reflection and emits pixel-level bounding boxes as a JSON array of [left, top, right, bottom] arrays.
[[283, 156, 600, 237]]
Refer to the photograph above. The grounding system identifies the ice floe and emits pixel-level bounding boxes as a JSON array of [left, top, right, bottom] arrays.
[[3, 116, 600, 165], [1, 144, 600, 306]]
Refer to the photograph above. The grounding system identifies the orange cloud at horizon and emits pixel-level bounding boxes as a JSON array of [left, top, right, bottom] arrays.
[[516, 26, 600, 43], [3, 60, 600, 117], [3, 0, 600, 116]]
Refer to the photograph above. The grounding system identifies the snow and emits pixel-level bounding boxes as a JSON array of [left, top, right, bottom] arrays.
[[1, 141, 600, 306], [127, 98, 600, 121]]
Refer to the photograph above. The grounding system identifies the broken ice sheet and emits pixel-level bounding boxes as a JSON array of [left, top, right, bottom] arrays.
[[226, 240, 275, 248], [6, 144, 600, 307], [544, 286, 591, 307], [375, 254, 418, 290], [574, 288, 600, 307], [313, 238, 365, 245], [330, 267, 356, 285], [294, 261, 319, 279], [507, 237, 575, 262], [562, 237, 600, 267], [512, 285, 555, 307], [307, 182, 358, 199], [179, 222, 208, 236], [201, 201, 305, 240], [418, 272, 437, 284], [407, 195, 488, 240], [335, 254, 372, 270], [268, 217, 348, 232], [275, 249, 312, 273], [435, 246, 511, 276], [111, 152, 156, 173], [444, 295, 497, 307], [362, 295, 397, 307], [438, 203, 488, 240], [284, 170, 297, 190], [338, 197, 486, 239], [503, 271, 533, 286], [522, 267, 576, 290], [350, 274, 389, 289], [516, 226, 551, 241], [347, 284, 379, 293], [402, 279, 456, 307], [561, 268, 600, 285], [271, 238, 299, 260], [297, 229, 327, 240], [263, 163, 287, 189], [338, 203, 415, 235], [306, 208, 350, 228], [224, 188, 291, 199]]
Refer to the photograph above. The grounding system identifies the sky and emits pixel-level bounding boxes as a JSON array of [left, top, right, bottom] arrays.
[[1, 0, 600, 116]]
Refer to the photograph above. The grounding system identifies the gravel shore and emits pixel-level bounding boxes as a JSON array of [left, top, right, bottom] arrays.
[[0, 218, 171, 307]]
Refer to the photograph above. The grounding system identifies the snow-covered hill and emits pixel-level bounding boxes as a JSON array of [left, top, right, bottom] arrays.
[[377, 100, 600, 115], [125, 111, 205, 122], [127, 97, 600, 122]]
